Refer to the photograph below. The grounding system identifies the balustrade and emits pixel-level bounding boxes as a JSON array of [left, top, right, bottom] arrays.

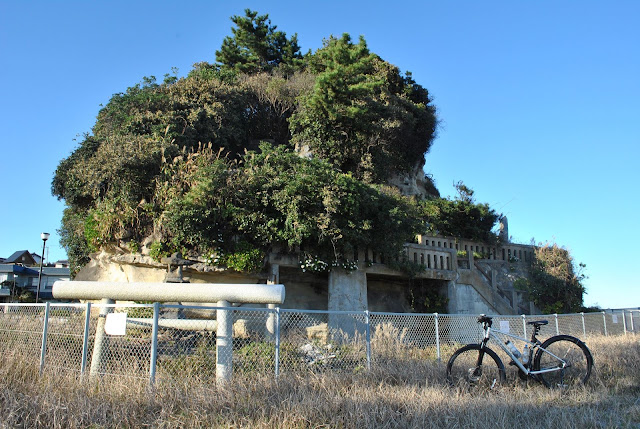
[[344, 235, 535, 275]]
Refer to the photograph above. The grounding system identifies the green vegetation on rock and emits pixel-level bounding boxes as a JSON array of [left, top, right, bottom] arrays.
[[514, 242, 587, 313], [52, 9, 505, 277], [289, 34, 437, 183], [421, 181, 500, 243]]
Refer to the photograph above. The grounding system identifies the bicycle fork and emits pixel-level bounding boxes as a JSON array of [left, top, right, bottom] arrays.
[[470, 334, 492, 382]]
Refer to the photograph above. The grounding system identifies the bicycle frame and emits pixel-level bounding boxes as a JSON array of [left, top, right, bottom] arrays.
[[482, 323, 569, 377]]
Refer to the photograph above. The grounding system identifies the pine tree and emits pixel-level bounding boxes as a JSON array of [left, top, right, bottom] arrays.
[[215, 9, 303, 74]]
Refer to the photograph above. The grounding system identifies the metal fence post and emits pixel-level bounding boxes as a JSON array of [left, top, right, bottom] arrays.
[[274, 307, 280, 379], [434, 313, 440, 361], [39, 302, 51, 374], [630, 310, 636, 334], [80, 302, 92, 375], [522, 314, 527, 339], [365, 310, 371, 370], [602, 311, 608, 336], [149, 302, 160, 385], [554, 313, 559, 335], [622, 310, 627, 335], [581, 312, 586, 337]]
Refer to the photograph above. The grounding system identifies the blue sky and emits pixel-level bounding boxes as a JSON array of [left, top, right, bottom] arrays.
[[1, 1, 638, 308]]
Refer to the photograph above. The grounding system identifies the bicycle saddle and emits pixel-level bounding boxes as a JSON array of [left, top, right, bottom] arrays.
[[527, 320, 548, 327]]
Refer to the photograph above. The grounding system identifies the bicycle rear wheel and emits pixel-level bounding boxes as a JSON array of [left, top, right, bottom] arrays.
[[533, 335, 593, 388], [446, 344, 506, 389]]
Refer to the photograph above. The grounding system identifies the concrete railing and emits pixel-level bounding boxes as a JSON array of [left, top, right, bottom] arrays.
[[405, 243, 455, 271], [456, 239, 534, 263], [416, 234, 535, 263]]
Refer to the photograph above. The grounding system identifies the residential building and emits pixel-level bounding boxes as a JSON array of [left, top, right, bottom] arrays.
[[0, 250, 70, 302]]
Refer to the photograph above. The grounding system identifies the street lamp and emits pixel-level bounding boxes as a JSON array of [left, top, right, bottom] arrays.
[[36, 232, 50, 304]]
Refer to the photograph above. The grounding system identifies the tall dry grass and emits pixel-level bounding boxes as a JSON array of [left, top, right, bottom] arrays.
[[1, 334, 638, 428]]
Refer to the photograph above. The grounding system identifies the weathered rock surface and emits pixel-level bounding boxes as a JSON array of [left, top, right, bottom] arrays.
[[387, 159, 439, 198]]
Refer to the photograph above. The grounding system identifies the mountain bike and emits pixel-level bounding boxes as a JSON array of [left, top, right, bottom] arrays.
[[446, 315, 593, 389]]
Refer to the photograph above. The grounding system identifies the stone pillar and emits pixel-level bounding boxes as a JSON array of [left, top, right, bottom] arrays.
[[328, 268, 367, 337], [446, 280, 459, 314], [499, 216, 509, 243], [266, 264, 280, 340], [267, 263, 280, 285], [216, 300, 232, 385], [89, 298, 114, 378]]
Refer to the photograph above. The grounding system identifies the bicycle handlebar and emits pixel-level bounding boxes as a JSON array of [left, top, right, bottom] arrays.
[[477, 314, 493, 325]]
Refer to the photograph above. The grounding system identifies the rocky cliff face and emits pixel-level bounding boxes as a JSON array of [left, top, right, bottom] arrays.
[[75, 250, 167, 283], [386, 159, 439, 198], [75, 250, 260, 283]]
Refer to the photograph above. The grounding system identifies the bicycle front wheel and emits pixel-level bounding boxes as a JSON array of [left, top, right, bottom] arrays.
[[446, 344, 506, 389], [533, 335, 593, 388]]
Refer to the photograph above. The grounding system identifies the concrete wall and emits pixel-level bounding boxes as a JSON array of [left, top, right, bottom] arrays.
[[328, 269, 367, 312], [447, 282, 495, 315], [327, 268, 367, 336], [278, 267, 328, 310], [367, 276, 412, 313]]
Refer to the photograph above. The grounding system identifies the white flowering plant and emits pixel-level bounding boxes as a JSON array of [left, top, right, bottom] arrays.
[[331, 259, 359, 272], [204, 248, 224, 266], [300, 254, 359, 273], [299, 254, 329, 273]]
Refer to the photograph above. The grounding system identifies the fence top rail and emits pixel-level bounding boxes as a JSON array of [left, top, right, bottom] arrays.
[[2, 302, 639, 319], [1, 303, 51, 307], [60, 303, 153, 309], [161, 303, 280, 313], [371, 311, 438, 317], [1, 302, 154, 309], [279, 308, 364, 316]]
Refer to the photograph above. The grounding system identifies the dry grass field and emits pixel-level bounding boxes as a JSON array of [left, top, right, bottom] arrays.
[[1, 334, 638, 428]]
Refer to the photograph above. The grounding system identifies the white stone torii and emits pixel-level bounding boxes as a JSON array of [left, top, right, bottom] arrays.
[[52, 281, 285, 384], [52, 281, 285, 304]]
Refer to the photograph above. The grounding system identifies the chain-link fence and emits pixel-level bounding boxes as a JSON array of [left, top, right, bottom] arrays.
[[0, 302, 637, 384]]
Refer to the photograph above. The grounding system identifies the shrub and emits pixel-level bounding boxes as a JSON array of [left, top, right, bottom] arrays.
[[149, 241, 171, 262], [223, 241, 265, 273], [516, 242, 586, 313]]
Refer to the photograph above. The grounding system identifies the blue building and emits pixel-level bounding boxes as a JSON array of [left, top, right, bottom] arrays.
[[0, 250, 70, 301]]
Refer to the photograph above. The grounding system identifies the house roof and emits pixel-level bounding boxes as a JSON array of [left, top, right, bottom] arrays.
[[0, 265, 69, 277], [0, 264, 39, 275], [4, 250, 37, 265], [41, 267, 71, 276]]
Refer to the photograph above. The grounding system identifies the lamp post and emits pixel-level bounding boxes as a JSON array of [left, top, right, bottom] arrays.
[[12, 274, 18, 302], [36, 232, 50, 304]]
